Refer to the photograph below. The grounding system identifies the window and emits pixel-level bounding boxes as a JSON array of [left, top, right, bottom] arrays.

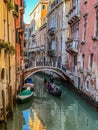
[[82, 54, 85, 69], [15, 4, 18, 12], [78, 77, 81, 89], [57, 0, 62, 4], [72, 0, 76, 6], [96, 8, 98, 37], [42, 5, 46, 9], [20, 0, 22, 6], [74, 55, 77, 65], [87, 81, 89, 89], [83, 15, 88, 42], [90, 53, 93, 68], [16, 29, 19, 43]]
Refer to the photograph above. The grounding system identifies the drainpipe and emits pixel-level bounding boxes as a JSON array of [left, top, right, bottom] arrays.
[[7, 5, 13, 115], [4, 19, 6, 41], [14, 0, 17, 103], [7, 6, 11, 84]]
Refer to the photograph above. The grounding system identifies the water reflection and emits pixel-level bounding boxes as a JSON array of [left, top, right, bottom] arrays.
[[29, 111, 46, 130], [22, 109, 30, 130], [6, 73, 98, 130]]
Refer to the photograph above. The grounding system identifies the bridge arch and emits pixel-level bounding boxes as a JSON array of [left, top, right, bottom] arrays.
[[24, 66, 74, 84]]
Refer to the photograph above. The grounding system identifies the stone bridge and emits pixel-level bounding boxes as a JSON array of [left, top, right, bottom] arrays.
[[23, 66, 74, 84]]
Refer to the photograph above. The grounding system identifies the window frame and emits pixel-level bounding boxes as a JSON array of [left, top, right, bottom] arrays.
[[83, 15, 88, 42]]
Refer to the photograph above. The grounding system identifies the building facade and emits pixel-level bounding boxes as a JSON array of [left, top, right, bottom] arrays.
[[24, 24, 31, 68], [47, 0, 70, 67], [0, 0, 16, 119], [78, 0, 98, 101], [28, 0, 48, 67], [15, 0, 24, 92], [65, 0, 80, 87]]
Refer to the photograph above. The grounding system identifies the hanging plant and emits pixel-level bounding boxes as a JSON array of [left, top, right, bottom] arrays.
[[0, 41, 8, 49], [13, 10, 18, 17], [7, 1, 14, 10], [0, 41, 15, 54]]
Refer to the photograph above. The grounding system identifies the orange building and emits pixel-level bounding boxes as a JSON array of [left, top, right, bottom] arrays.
[[14, 0, 24, 91]]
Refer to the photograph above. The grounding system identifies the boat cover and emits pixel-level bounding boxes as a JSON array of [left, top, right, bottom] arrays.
[[19, 90, 32, 96]]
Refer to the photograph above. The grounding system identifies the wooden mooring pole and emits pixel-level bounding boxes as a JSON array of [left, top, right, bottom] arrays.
[[7, 84, 13, 120], [2, 90, 7, 130]]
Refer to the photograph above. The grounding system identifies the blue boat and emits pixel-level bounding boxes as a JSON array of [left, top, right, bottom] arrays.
[[25, 78, 34, 84]]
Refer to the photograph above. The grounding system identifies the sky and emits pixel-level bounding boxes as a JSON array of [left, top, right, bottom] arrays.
[[24, 0, 39, 24]]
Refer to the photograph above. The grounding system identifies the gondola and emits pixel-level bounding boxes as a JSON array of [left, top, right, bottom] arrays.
[[47, 87, 62, 97], [16, 89, 33, 103], [44, 79, 62, 97]]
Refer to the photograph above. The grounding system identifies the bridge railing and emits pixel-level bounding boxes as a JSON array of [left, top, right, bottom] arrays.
[[24, 61, 61, 70], [24, 61, 75, 82]]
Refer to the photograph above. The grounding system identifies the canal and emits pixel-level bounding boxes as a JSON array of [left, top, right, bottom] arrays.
[[5, 72, 98, 130]]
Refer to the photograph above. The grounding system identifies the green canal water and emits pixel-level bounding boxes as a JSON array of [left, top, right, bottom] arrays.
[[5, 73, 98, 130]]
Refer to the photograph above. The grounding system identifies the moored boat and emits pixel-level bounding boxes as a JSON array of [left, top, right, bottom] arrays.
[[25, 78, 33, 84], [22, 83, 35, 91], [16, 89, 33, 103]]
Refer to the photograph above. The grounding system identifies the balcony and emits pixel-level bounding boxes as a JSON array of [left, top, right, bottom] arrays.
[[79, 67, 84, 73], [66, 39, 78, 54], [40, 45, 45, 51], [28, 46, 40, 52], [49, 0, 62, 13], [67, 5, 80, 25], [47, 49, 55, 57], [86, 68, 92, 76], [31, 31, 36, 37], [48, 27, 56, 35]]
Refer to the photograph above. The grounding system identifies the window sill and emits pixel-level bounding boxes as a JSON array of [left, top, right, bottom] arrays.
[[81, 41, 86, 44], [84, 0, 88, 4], [91, 36, 98, 41]]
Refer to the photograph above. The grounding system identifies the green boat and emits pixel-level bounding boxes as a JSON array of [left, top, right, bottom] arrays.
[[16, 89, 33, 103]]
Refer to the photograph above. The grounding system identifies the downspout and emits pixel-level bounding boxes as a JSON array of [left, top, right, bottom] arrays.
[[14, 1, 17, 101], [7, 6, 11, 84], [7, 4, 13, 115]]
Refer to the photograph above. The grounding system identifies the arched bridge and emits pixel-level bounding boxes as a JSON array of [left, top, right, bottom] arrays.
[[24, 66, 74, 84]]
